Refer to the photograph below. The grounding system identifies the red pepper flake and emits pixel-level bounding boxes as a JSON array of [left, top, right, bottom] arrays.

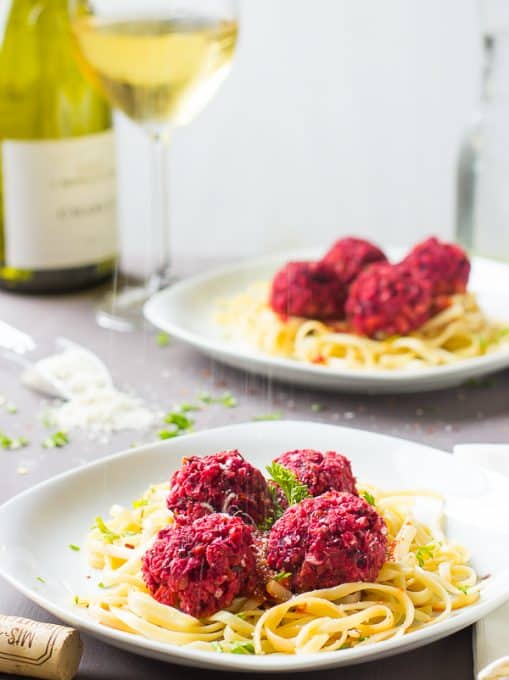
[[125, 543, 135, 549]]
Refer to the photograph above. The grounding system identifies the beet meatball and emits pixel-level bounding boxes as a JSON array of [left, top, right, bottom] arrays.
[[142, 514, 256, 618], [267, 491, 387, 592], [167, 450, 273, 526], [269, 261, 346, 320], [403, 237, 470, 296], [345, 262, 433, 338], [274, 449, 357, 499], [321, 237, 388, 285]]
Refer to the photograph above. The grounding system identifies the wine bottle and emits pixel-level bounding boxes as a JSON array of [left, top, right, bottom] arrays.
[[0, 0, 117, 293]]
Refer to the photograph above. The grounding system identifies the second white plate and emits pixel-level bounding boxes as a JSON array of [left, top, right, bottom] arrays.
[[144, 248, 509, 394]]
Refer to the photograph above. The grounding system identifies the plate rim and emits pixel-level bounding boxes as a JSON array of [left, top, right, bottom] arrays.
[[143, 249, 509, 386], [2, 421, 509, 672]]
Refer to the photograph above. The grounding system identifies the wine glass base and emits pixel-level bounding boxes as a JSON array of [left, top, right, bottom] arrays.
[[95, 276, 177, 332], [95, 287, 148, 331]]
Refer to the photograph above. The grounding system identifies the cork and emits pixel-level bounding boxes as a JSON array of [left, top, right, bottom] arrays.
[[0, 616, 83, 680]]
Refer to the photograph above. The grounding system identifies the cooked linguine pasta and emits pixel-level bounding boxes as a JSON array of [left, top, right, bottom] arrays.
[[216, 283, 509, 370], [78, 482, 481, 655]]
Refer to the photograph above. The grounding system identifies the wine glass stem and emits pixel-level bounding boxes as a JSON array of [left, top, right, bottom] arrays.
[[148, 132, 172, 292]]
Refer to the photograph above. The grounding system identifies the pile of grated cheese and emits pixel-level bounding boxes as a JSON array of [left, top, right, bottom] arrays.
[[24, 345, 157, 437]]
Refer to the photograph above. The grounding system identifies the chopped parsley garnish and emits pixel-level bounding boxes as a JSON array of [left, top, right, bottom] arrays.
[[479, 336, 488, 352], [259, 485, 284, 531], [159, 402, 201, 440], [269, 486, 284, 522], [361, 491, 376, 506], [229, 640, 255, 655], [155, 331, 171, 347], [465, 376, 496, 389], [498, 327, 509, 340], [218, 393, 237, 408], [273, 571, 292, 582], [36, 576, 46, 583], [415, 544, 435, 567], [266, 462, 310, 507], [252, 412, 283, 422], [69, 544, 80, 552], [211, 641, 224, 653], [159, 409, 195, 439], [164, 412, 194, 430], [73, 595, 89, 608], [199, 392, 238, 408], [159, 429, 180, 440], [311, 403, 324, 412], [0, 433, 11, 449], [40, 411, 54, 428], [179, 403, 201, 412], [93, 516, 120, 543], [5, 402, 17, 414], [457, 584, 469, 595], [132, 497, 149, 509], [43, 431, 69, 448], [0, 433, 28, 450]]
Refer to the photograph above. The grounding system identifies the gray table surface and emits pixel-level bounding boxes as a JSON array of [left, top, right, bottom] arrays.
[[2, 258, 508, 680]]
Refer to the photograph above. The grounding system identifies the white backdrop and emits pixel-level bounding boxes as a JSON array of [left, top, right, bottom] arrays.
[[118, 0, 481, 271]]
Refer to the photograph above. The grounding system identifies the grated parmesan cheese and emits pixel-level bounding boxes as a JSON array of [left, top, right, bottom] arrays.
[[24, 345, 158, 436]]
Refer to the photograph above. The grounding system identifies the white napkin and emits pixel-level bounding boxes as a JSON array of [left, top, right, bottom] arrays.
[[453, 444, 509, 680]]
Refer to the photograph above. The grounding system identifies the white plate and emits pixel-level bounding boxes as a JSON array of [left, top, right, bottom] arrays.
[[0, 421, 508, 673], [144, 248, 509, 394]]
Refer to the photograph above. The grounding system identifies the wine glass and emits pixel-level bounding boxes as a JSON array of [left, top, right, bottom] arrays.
[[69, 0, 239, 330]]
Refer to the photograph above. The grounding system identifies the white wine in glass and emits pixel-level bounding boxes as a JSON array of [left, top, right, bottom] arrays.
[[70, 1, 239, 329]]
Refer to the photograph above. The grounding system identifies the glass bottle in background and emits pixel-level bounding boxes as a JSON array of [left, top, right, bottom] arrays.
[[0, 0, 117, 293], [456, 0, 509, 261]]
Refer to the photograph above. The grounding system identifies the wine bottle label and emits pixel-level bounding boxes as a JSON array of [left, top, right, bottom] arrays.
[[2, 130, 117, 270]]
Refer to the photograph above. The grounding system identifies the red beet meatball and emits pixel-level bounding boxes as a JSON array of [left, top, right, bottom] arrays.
[[321, 237, 388, 285], [167, 450, 273, 526], [142, 514, 256, 618], [267, 491, 387, 592], [403, 237, 470, 296], [269, 261, 346, 320], [345, 262, 433, 338], [274, 449, 357, 499]]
